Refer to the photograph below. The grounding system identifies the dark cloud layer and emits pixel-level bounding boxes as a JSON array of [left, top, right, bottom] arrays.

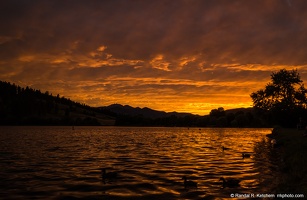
[[1, 0, 307, 114]]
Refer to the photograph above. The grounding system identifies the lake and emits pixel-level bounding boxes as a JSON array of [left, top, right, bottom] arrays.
[[0, 126, 276, 199]]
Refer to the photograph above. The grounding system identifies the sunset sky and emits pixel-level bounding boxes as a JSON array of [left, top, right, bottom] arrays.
[[1, 0, 307, 115]]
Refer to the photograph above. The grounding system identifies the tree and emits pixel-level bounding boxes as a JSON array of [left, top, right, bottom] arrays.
[[209, 107, 225, 118], [250, 69, 307, 127]]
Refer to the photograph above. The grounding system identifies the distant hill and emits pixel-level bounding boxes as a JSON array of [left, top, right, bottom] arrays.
[[100, 104, 195, 119], [101, 104, 253, 119], [0, 81, 115, 126]]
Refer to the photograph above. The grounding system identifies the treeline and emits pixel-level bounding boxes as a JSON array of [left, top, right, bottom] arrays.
[[0, 81, 115, 125]]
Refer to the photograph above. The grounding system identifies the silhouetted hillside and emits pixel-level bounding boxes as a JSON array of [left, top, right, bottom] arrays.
[[0, 81, 115, 125], [0, 80, 269, 127]]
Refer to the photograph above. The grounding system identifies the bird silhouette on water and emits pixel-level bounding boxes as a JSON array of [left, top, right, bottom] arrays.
[[219, 177, 240, 188], [242, 153, 251, 159], [182, 176, 197, 189], [101, 168, 118, 180], [222, 146, 230, 151]]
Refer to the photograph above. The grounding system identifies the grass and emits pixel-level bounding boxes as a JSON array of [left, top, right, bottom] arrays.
[[270, 128, 307, 195]]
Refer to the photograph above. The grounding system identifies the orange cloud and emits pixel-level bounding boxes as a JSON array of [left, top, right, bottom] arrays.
[[150, 55, 171, 71], [2, 0, 307, 115]]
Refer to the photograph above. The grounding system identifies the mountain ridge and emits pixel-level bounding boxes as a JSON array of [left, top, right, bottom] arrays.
[[100, 104, 196, 119], [100, 103, 253, 119]]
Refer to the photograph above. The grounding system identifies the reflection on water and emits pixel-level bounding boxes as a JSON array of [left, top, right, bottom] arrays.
[[253, 137, 283, 194], [0, 126, 273, 199]]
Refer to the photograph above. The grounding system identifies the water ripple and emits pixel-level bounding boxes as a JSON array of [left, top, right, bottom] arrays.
[[0, 126, 274, 199]]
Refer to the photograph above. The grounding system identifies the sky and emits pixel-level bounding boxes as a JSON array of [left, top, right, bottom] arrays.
[[1, 0, 307, 115]]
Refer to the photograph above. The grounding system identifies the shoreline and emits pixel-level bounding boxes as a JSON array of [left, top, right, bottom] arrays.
[[266, 128, 307, 195]]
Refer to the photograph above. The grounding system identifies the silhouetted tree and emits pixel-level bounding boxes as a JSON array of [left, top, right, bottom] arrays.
[[210, 107, 225, 118], [250, 69, 307, 127]]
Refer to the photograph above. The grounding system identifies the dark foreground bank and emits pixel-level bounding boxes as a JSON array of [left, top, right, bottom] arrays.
[[267, 128, 307, 196]]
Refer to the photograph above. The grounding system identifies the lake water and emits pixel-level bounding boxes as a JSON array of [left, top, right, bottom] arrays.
[[0, 126, 276, 199]]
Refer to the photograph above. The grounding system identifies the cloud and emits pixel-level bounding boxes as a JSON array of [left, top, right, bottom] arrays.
[[1, 0, 307, 114], [150, 55, 171, 71]]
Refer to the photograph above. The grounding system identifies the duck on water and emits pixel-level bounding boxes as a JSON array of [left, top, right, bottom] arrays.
[[101, 168, 118, 180], [222, 146, 230, 151], [219, 177, 240, 188], [242, 153, 251, 159], [182, 176, 197, 189]]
